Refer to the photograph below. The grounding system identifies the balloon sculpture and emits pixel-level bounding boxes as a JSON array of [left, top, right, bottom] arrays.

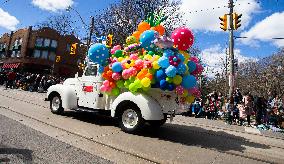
[[88, 12, 203, 104]]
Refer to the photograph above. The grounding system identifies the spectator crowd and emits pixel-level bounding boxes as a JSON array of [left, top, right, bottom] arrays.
[[0, 69, 65, 92], [185, 89, 284, 131]]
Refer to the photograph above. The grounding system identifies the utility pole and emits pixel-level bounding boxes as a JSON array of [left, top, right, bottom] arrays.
[[87, 16, 95, 51], [228, 0, 235, 101]]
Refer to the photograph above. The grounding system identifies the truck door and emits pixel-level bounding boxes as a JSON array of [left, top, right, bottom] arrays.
[[77, 65, 105, 109]]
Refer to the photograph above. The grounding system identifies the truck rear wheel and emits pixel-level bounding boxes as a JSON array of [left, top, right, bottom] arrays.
[[119, 105, 144, 133], [50, 95, 64, 114]]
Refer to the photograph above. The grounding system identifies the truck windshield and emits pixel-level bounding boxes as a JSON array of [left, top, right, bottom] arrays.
[[84, 65, 98, 76]]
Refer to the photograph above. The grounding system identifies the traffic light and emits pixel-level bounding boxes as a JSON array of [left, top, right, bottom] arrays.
[[106, 34, 113, 48], [70, 43, 77, 55], [233, 13, 242, 30], [219, 14, 228, 31], [56, 56, 61, 63]]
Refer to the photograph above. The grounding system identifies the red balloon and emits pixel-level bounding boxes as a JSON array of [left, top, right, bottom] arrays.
[[171, 27, 194, 51]]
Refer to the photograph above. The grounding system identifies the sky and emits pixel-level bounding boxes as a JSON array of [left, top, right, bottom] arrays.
[[0, 0, 284, 77]]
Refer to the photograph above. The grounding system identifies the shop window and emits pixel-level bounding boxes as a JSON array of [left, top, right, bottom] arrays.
[[49, 51, 56, 61], [35, 38, 44, 47], [51, 40, 58, 48], [44, 38, 51, 47], [33, 50, 41, 58], [42, 50, 49, 59], [16, 51, 21, 57], [11, 51, 16, 57]]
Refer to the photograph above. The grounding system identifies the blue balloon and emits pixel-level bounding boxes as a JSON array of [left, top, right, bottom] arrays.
[[158, 56, 170, 68], [98, 66, 104, 74], [165, 65, 177, 78], [167, 84, 175, 91], [182, 75, 197, 89], [112, 62, 123, 73], [163, 49, 175, 57], [187, 61, 197, 73], [88, 43, 109, 65], [177, 53, 185, 62], [156, 69, 166, 81], [140, 30, 157, 51], [177, 63, 187, 75], [160, 79, 168, 90]]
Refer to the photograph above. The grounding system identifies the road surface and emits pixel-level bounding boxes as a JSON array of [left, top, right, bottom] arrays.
[[0, 86, 284, 163]]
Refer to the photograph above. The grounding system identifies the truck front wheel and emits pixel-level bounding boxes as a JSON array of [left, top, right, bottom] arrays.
[[119, 106, 144, 133], [50, 95, 64, 114]]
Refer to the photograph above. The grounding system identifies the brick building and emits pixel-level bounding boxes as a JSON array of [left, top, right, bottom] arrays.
[[0, 27, 86, 77]]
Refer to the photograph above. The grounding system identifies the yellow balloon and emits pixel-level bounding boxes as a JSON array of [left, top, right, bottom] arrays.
[[186, 95, 195, 103], [152, 61, 160, 69], [182, 90, 189, 97], [141, 77, 151, 87], [118, 57, 124, 62]]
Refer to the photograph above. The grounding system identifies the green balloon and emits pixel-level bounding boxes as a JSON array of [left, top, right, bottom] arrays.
[[166, 77, 173, 83], [148, 51, 155, 56], [124, 80, 131, 88], [129, 76, 135, 82], [116, 80, 124, 88], [129, 83, 137, 92], [114, 50, 123, 57], [134, 79, 142, 88], [111, 88, 120, 96]]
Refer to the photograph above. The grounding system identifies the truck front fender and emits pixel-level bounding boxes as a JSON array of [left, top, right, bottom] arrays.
[[111, 92, 164, 120], [47, 84, 78, 109]]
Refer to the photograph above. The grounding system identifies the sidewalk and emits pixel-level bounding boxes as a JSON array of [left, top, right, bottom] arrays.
[[173, 115, 284, 140]]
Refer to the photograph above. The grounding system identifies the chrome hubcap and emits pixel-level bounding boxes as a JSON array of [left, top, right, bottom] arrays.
[[51, 97, 60, 111], [122, 109, 138, 129]]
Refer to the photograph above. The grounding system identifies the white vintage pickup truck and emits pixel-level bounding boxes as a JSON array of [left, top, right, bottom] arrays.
[[45, 64, 185, 133]]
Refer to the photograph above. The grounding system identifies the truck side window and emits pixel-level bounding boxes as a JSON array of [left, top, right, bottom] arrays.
[[84, 65, 98, 76]]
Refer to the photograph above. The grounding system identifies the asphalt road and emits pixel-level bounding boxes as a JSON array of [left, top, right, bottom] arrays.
[[0, 86, 284, 164], [0, 114, 112, 164]]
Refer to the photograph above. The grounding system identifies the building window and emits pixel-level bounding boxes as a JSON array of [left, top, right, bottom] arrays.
[[42, 50, 48, 59], [33, 50, 41, 58], [35, 38, 44, 47], [51, 40, 58, 48], [49, 51, 56, 61], [11, 51, 16, 57], [44, 38, 51, 47], [16, 51, 21, 57], [19, 38, 23, 45], [66, 44, 71, 52]]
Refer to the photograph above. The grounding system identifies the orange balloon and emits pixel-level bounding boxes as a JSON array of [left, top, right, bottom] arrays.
[[138, 22, 150, 32], [155, 25, 165, 35], [132, 31, 142, 40]]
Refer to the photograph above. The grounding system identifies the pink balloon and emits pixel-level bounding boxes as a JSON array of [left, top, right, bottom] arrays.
[[175, 85, 184, 95], [111, 45, 121, 54], [112, 73, 121, 81], [130, 54, 139, 60], [188, 87, 198, 94], [171, 27, 194, 51], [100, 85, 107, 92], [122, 70, 131, 79], [103, 80, 110, 86], [190, 56, 199, 63]]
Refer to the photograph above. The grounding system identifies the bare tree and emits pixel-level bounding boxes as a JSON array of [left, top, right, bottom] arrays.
[[37, 14, 79, 36], [92, 0, 184, 44]]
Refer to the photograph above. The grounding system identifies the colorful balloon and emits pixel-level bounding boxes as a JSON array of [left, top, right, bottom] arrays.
[[140, 30, 157, 51], [187, 61, 197, 73], [165, 65, 177, 78], [182, 75, 197, 89], [171, 27, 194, 51], [138, 22, 151, 32], [88, 43, 109, 65], [158, 56, 170, 68], [112, 62, 123, 73]]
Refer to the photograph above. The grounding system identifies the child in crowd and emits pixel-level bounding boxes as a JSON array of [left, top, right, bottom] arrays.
[[238, 101, 246, 126]]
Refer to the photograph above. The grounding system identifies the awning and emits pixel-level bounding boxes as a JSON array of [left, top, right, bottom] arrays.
[[2, 63, 21, 69]]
